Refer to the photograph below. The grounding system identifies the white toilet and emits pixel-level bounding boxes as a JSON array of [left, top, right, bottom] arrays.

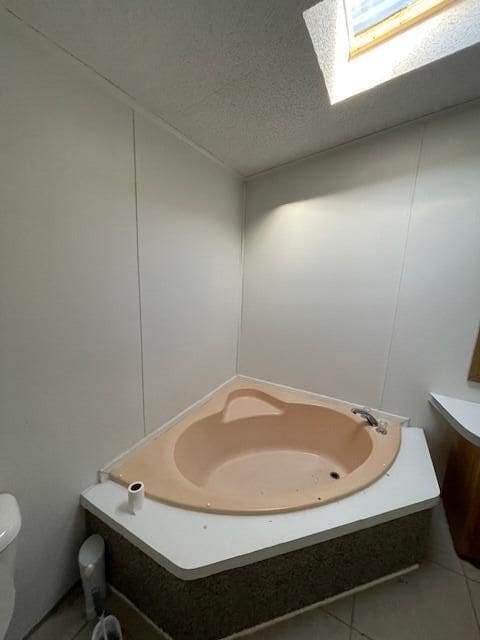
[[0, 494, 21, 640]]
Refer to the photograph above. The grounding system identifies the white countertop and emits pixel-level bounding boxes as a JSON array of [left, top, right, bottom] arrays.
[[430, 393, 480, 447], [81, 427, 438, 580]]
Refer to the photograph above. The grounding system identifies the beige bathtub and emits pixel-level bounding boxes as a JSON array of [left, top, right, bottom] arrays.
[[111, 380, 401, 514]]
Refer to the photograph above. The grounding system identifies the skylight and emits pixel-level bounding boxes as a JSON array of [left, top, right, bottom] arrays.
[[304, 0, 479, 105], [349, 0, 416, 34], [344, 0, 456, 56]]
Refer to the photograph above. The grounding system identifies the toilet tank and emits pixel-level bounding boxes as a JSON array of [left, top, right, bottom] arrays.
[[0, 494, 21, 640]]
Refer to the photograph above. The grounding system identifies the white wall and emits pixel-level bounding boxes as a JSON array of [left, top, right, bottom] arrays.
[[381, 105, 480, 469], [135, 113, 242, 431], [241, 103, 480, 473], [2, 4, 479, 637], [0, 13, 143, 639], [0, 10, 242, 639]]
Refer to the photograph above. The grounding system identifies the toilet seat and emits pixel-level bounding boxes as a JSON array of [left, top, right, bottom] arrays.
[[0, 545, 16, 639], [0, 495, 21, 640]]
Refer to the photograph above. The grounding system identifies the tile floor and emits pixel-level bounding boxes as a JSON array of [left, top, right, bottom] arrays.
[[28, 503, 480, 640]]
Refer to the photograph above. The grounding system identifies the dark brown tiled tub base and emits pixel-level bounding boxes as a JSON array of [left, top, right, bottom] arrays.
[[87, 509, 431, 640]]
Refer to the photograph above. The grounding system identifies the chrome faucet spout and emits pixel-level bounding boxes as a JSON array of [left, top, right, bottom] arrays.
[[351, 407, 379, 427]]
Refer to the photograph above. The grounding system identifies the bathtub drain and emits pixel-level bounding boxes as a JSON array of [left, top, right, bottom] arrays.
[[330, 471, 340, 480]]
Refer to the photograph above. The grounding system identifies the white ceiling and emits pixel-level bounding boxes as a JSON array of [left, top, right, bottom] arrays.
[[4, 0, 480, 176]]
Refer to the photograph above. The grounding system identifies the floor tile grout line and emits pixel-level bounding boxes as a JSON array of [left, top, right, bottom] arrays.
[[459, 557, 480, 583], [465, 576, 480, 635], [429, 558, 468, 578], [23, 587, 86, 640], [349, 594, 356, 639], [466, 573, 480, 585], [71, 620, 90, 640], [350, 625, 377, 640], [323, 609, 352, 630], [429, 543, 480, 582]]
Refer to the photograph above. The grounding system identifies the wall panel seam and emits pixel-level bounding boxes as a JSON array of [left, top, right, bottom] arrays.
[[2, 6, 238, 177], [132, 110, 147, 436], [235, 180, 248, 373], [379, 123, 427, 410]]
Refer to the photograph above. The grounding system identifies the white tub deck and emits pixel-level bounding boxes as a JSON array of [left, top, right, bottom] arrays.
[[81, 427, 439, 580]]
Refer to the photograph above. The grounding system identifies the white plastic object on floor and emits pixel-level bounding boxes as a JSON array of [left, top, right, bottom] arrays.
[[79, 534, 107, 620], [91, 614, 123, 640], [127, 481, 145, 514]]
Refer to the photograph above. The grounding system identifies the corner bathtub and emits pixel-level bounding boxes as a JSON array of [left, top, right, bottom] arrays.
[[110, 380, 401, 514]]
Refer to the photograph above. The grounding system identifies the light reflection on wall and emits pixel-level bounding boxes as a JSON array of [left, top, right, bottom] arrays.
[[263, 199, 331, 269]]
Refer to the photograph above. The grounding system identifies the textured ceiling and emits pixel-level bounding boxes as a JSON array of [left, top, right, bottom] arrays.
[[4, 0, 480, 176]]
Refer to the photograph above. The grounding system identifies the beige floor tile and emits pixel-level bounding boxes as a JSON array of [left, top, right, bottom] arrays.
[[104, 592, 164, 640], [35, 588, 165, 640], [73, 621, 139, 640], [28, 586, 87, 640], [429, 502, 454, 549], [247, 608, 350, 640], [427, 502, 464, 574], [466, 579, 480, 622], [353, 562, 479, 640], [323, 595, 354, 625], [72, 621, 96, 640], [71, 604, 163, 640], [350, 631, 373, 640], [427, 543, 463, 574], [463, 560, 480, 583]]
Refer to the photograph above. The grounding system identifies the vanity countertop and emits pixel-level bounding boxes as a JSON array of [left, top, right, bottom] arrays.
[[430, 393, 480, 447]]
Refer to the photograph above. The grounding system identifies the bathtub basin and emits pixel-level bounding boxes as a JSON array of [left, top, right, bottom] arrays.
[[110, 381, 401, 514]]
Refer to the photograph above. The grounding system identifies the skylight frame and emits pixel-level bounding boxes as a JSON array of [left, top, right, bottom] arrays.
[[345, 0, 457, 57]]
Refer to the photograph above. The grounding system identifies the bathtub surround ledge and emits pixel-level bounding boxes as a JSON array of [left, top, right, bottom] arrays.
[[97, 375, 238, 483], [80, 379, 438, 637], [86, 509, 431, 640], [80, 426, 438, 580]]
